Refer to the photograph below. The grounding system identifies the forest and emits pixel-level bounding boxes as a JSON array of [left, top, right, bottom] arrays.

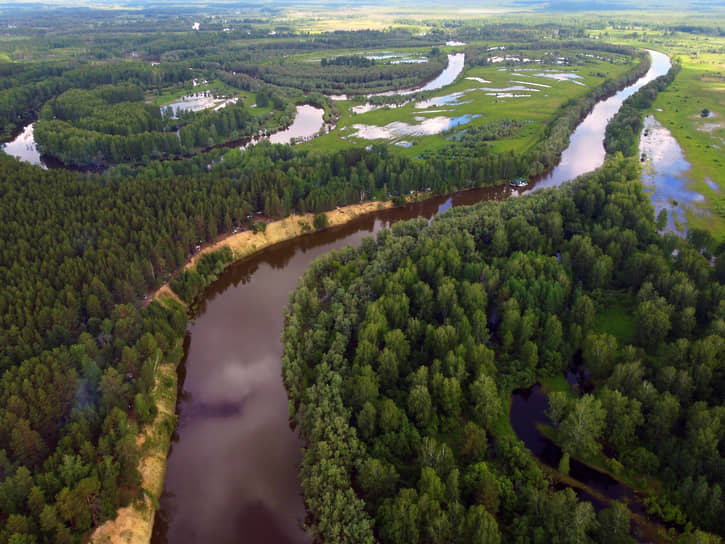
[[282, 156, 725, 543], [1, 4, 724, 543]]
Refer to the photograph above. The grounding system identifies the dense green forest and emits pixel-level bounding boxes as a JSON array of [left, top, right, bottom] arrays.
[[0, 5, 720, 542], [231, 50, 448, 94], [282, 156, 725, 543]]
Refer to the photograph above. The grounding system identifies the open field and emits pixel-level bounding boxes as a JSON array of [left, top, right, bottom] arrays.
[[304, 44, 636, 159]]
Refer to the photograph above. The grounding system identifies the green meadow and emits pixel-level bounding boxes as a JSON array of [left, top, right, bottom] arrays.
[[303, 45, 636, 159]]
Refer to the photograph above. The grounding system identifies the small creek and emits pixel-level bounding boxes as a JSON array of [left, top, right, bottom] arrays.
[[153, 50, 673, 544], [510, 381, 674, 541], [511, 384, 637, 510]]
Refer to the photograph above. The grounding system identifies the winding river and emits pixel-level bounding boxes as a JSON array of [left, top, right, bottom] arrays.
[[152, 50, 672, 543]]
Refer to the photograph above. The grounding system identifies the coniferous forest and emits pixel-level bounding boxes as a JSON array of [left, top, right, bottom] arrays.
[[1, 3, 725, 543], [283, 157, 725, 543]]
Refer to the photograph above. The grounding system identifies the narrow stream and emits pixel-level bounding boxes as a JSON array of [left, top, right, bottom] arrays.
[[511, 385, 637, 511], [152, 50, 672, 543]]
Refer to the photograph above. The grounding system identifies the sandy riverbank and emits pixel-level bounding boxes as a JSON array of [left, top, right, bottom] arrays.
[[191, 200, 394, 267], [90, 361, 178, 544]]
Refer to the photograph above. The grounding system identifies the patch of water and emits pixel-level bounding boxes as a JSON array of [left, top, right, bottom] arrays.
[[350, 114, 479, 140], [268, 105, 325, 145], [371, 53, 465, 97], [477, 85, 540, 93], [699, 122, 723, 134], [351, 103, 382, 114], [365, 53, 400, 60], [465, 76, 492, 83], [706, 177, 720, 192], [640, 115, 705, 234], [511, 68, 585, 82], [1, 124, 47, 169], [510, 79, 551, 88], [531, 72, 586, 85], [390, 58, 428, 64], [164, 92, 237, 117], [415, 91, 470, 109], [487, 93, 532, 98], [490, 56, 539, 64]]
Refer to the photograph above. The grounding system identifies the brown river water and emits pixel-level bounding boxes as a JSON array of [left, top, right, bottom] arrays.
[[152, 50, 671, 543]]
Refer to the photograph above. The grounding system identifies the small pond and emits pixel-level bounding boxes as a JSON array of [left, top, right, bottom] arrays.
[[267, 105, 325, 145]]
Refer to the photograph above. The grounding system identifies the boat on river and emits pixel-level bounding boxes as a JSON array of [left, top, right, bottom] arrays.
[[510, 177, 528, 188]]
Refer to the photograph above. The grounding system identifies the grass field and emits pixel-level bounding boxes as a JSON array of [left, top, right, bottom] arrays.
[[303, 45, 636, 159], [593, 290, 636, 344]]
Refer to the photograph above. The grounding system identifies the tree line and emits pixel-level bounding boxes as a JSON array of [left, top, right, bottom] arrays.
[[605, 60, 682, 157], [228, 52, 448, 94]]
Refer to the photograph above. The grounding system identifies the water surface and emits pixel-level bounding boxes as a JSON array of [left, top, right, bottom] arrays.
[[151, 188, 510, 544], [163, 92, 237, 118], [350, 114, 478, 140], [640, 115, 704, 233], [268, 105, 325, 145], [533, 49, 671, 191]]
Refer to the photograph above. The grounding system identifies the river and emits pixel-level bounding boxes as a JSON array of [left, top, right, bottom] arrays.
[[152, 49, 672, 543], [329, 52, 466, 102]]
